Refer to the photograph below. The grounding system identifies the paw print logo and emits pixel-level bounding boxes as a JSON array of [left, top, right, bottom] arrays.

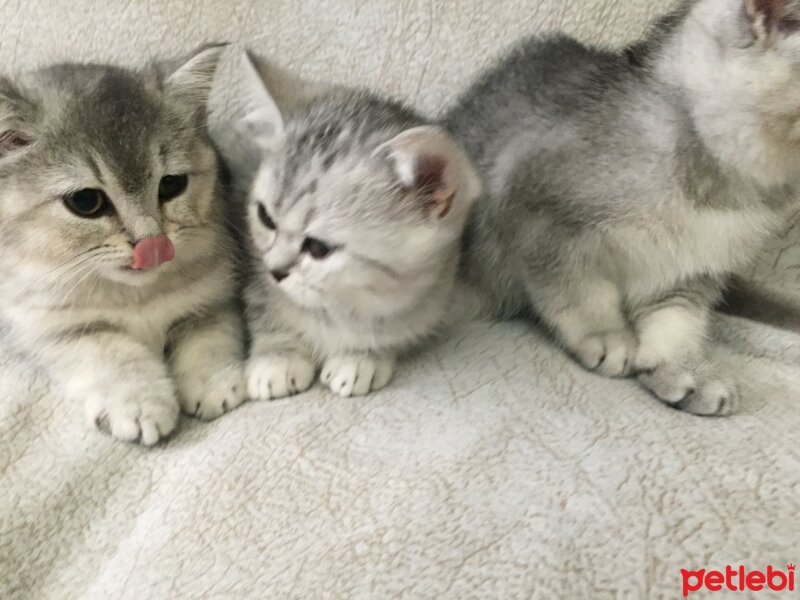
[[789, 563, 796, 571]]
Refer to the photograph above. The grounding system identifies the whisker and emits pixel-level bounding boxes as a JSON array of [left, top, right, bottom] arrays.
[[31, 245, 116, 290], [57, 265, 98, 310], [82, 271, 101, 306], [32, 255, 95, 289]]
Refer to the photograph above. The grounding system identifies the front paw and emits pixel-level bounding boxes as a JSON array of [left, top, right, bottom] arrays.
[[573, 329, 638, 377], [247, 353, 316, 401], [321, 354, 394, 397], [85, 385, 180, 446], [177, 362, 246, 421], [638, 362, 739, 417]]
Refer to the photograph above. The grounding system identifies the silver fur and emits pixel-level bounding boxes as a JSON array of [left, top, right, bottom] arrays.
[[0, 47, 245, 445], [446, 0, 800, 416], [233, 54, 480, 399]]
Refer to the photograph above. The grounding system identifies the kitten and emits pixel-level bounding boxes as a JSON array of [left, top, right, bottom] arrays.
[[229, 54, 479, 399], [0, 47, 246, 445], [445, 0, 800, 416]]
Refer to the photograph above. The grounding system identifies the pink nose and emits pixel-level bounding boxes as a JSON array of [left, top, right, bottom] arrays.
[[131, 235, 175, 270]]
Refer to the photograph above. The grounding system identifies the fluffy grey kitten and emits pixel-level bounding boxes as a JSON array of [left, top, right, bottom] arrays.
[[446, 0, 800, 416], [0, 47, 246, 445], [232, 54, 479, 399]]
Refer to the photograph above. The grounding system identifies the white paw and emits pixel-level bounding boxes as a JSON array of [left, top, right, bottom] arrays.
[[574, 329, 638, 377], [86, 386, 180, 446], [178, 362, 246, 421], [638, 363, 739, 417], [247, 353, 316, 401], [321, 354, 394, 397]]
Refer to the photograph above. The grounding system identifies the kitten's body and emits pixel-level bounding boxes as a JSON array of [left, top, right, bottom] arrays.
[[230, 55, 479, 398], [446, 0, 800, 415], [0, 51, 245, 444], [251, 244, 461, 359]]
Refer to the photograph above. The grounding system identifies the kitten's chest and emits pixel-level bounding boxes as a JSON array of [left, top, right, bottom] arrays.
[[276, 296, 432, 356], [287, 307, 399, 355], [123, 274, 230, 351], [44, 266, 231, 354], [121, 295, 194, 352]]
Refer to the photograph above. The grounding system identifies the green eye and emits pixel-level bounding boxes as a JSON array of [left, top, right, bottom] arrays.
[[63, 189, 110, 218], [158, 174, 188, 202]]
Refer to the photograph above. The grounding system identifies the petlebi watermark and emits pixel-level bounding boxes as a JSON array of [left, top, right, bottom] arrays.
[[681, 564, 796, 597]]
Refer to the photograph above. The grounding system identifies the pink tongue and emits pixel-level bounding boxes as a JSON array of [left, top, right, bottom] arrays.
[[131, 235, 175, 270]]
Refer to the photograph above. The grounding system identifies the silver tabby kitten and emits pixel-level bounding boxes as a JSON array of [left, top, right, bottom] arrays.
[[446, 0, 800, 416], [0, 47, 245, 445], [233, 54, 479, 399]]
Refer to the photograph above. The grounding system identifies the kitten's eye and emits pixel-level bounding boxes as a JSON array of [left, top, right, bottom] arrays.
[[63, 188, 110, 218], [302, 237, 334, 260], [158, 174, 188, 203], [257, 203, 276, 230]]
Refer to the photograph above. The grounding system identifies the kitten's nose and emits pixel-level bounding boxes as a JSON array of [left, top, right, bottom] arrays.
[[271, 269, 289, 282]]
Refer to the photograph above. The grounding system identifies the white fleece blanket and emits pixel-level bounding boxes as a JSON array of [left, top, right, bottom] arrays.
[[3, 1, 800, 598], [3, 315, 800, 598]]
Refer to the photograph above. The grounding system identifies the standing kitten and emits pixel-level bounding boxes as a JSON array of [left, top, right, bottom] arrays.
[[231, 54, 479, 399], [0, 47, 246, 445], [446, 0, 800, 416]]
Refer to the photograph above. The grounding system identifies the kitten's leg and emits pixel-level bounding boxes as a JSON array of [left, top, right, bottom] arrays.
[[632, 278, 738, 416], [247, 327, 316, 402], [244, 285, 316, 402], [170, 306, 247, 420], [247, 331, 317, 401], [321, 353, 395, 398], [528, 277, 637, 377], [42, 329, 179, 445]]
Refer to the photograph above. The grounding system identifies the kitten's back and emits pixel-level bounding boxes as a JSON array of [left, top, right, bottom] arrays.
[[444, 37, 631, 163], [443, 1, 694, 165]]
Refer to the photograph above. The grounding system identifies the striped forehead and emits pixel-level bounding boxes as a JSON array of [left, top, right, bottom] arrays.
[[56, 68, 162, 195], [276, 188, 317, 234]]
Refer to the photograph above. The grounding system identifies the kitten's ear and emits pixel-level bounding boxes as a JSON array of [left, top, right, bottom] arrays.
[[236, 51, 286, 152], [745, 0, 800, 39], [0, 77, 34, 158], [165, 44, 226, 111], [375, 126, 481, 219]]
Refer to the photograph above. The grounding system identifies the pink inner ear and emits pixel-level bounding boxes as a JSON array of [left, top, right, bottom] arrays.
[[413, 154, 455, 218], [753, 0, 789, 28], [414, 155, 447, 193], [0, 130, 31, 153]]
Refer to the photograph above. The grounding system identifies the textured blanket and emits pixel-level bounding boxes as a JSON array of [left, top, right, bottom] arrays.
[[2, 0, 800, 598], [3, 315, 800, 598]]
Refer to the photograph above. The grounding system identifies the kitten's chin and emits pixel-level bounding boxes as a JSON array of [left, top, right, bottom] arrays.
[[103, 267, 164, 287], [279, 283, 325, 309]]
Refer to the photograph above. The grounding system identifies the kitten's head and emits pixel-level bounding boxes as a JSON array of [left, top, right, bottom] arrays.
[[237, 54, 480, 317], [673, 0, 800, 180], [0, 46, 224, 291]]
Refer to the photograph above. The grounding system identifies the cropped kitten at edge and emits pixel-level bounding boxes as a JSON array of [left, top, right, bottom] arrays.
[[220, 52, 480, 399], [0, 46, 246, 445], [446, 0, 800, 416]]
